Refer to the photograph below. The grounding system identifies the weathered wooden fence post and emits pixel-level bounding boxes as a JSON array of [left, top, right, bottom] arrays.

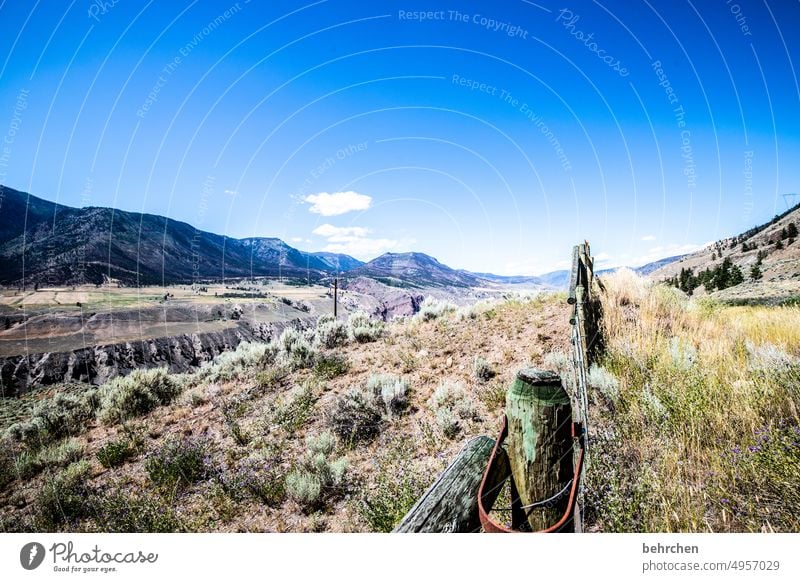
[[506, 369, 574, 531], [568, 241, 598, 532], [333, 277, 338, 318]]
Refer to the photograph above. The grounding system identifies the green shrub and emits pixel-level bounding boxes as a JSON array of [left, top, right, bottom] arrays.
[[313, 353, 349, 380], [6, 390, 97, 446], [288, 339, 316, 370], [146, 437, 210, 491], [351, 325, 384, 343], [359, 439, 430, 532], [264, 383, 317, 433], [328, 388, 383, 444], [432, 381, 477, 439], [435, 408, 461, 440], [15, 438, 84, 480], [219, 455, 286, 506], [432, 381, 476, 417], [12, 449, 43, 480], [316, 317, 348, 348], [316, 313, 335, 326], [366, 374, 409, 417], [272, 328, 316, 370], [277, 328, 304, 353], [285, 471, 322, 508], [184, 388, 207, 407], [472, 356, 496, 382], [286, 432, 347, 511], [96, 436, 140, 469], [220, 400, 251, 446], [97, 368, 182, 425], [347, 311, 385, 343], [587, 364, 620, 407], [0, 448, 14, 491], [346, 310, 372, 330], [35, 461, 94, 530], [476, 382, 506, 412], [256, 366, 288, 391], [195, 342, 275, 383], [93, 489, 183, 533], [415, 297, 457, 322]]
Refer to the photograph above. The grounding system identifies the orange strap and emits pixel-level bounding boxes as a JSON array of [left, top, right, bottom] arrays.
[[477, 416, 584, 533]]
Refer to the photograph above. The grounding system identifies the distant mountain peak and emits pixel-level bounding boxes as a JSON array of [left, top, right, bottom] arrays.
[[350, 251, 482, 288], [311, 252, 364, 272]]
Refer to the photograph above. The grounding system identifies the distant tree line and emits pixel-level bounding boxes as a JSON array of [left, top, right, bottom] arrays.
[[680, 221, 798, 293], [775, 222, 797, 250], [666, 257, 744, 295]]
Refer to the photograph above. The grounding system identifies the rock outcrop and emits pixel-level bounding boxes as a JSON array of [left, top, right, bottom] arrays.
[[339, 277, 424, 320], [0, 326, 255, 397]]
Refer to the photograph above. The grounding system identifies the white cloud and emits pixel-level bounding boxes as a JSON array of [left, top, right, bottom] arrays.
[[495, 258, 569, 276], [641, 235, 656, 241], [312, 224, 370, 239], [312, 222, 397, 260], [290, 237, 304, 243], [323, 238, 398, 259], [304, 191, 372, 216], [594, 251, 612, 264], [629, 243, 704, 268], [564, 244, 703, 272]]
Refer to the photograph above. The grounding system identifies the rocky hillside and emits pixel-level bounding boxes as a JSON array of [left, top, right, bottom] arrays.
[[311, 252, 365, 272], [0, 326, 254, 397]]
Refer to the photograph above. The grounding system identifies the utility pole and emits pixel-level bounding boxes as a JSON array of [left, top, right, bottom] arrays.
[[333, 277, 338, 318]]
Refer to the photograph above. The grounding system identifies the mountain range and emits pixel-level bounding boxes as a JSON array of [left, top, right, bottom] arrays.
[[0, 185, 360, 286], [0, 185, 535, 289]]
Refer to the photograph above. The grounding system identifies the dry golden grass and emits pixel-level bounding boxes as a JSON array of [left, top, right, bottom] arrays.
[[587, 269, 800, 532]]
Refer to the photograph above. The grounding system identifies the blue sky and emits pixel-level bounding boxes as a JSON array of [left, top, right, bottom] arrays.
[[0, 0, 798, 274]]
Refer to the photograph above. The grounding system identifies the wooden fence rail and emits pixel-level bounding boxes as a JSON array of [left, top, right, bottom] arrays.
[[394, 437, 509, 533]]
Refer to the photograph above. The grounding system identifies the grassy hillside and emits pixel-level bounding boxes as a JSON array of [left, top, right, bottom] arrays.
[[586, 270, 800, 532]]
